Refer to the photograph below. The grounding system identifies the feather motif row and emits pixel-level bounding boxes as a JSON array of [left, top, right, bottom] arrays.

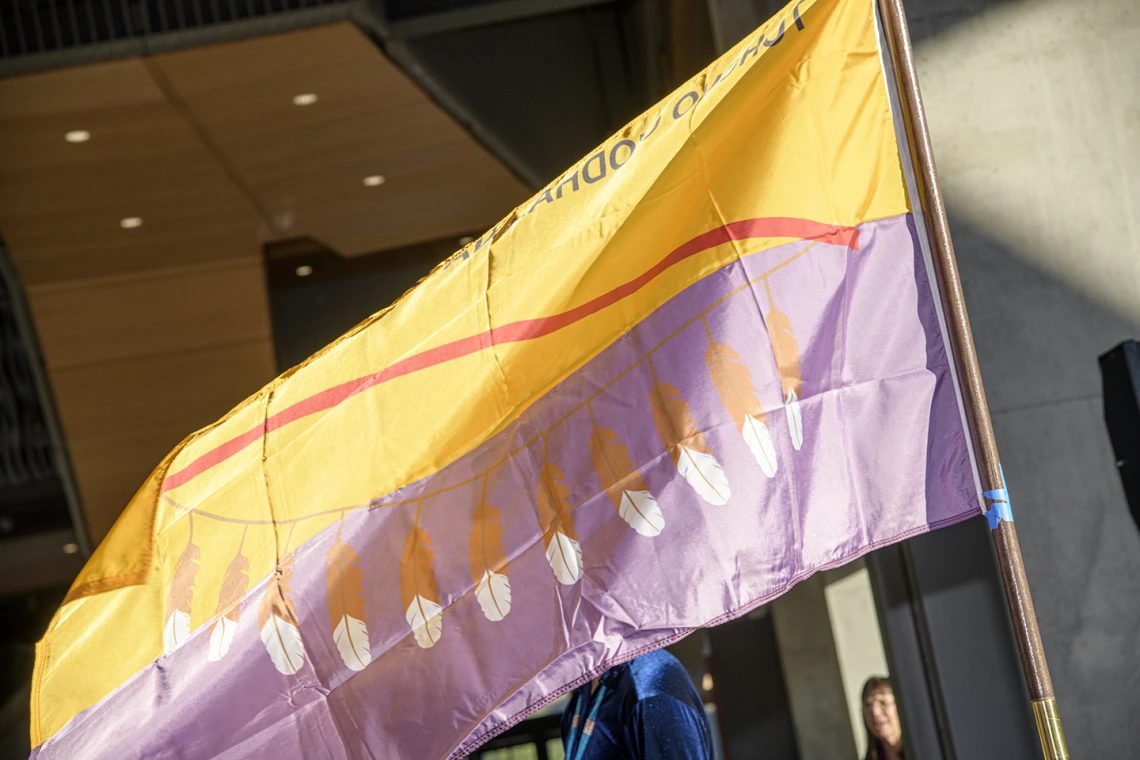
[[164, 306, 806, 672]]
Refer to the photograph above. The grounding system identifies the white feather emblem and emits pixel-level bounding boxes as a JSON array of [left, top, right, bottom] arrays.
[[163, 610, 190, 655], [401, 527, 444, 648], [537, 458, 585, 585], [785, 388, 803, 451], [326, 538, 371, 671], [545, 531, 584, 585], [676, 445, 731, 505], [207, 549, 248, 663], [332, 616, 371, 671], [765, 297, 804, 451], [705, 334, 778, 479], [474, 570, 512, 622], [259, 614, 305, 675], [163, 535, 199, 655], [618, 490, 665, 537], [650, 378, 731, 506], [589, 420, 665, 537], [743, 414, 778, 477], [469, 498, 512, 621], [207, 617, 237, 662], [258, 554, 305, 675], [405, 596, 443, 649]]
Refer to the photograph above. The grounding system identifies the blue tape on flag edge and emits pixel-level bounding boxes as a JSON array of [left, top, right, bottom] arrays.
[[983, 464, 1014, 530]]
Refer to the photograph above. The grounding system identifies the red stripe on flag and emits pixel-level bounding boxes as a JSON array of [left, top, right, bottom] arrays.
[[163, 217, 857, 492]]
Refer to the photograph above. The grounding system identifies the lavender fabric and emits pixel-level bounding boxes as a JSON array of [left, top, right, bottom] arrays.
[[33, 213, 980, 760]]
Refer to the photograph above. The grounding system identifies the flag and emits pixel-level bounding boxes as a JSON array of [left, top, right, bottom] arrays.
[[30, 0, 983, 757]]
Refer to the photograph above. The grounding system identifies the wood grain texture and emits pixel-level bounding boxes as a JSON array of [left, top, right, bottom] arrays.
[[0, 59, 261, 285], [26, 259, 272, 371]]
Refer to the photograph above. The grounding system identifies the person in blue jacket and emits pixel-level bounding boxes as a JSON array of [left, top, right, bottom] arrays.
[[560, 649, 714, 760]]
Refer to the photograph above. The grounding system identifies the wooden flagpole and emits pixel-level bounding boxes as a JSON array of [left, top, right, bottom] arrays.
[[875, 0, 1070, 757]]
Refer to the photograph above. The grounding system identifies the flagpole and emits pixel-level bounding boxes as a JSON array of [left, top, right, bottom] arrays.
[[875, 1, 1069, 757]]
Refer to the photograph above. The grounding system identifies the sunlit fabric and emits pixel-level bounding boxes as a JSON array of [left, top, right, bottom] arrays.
[[30, 1, 982, 757]]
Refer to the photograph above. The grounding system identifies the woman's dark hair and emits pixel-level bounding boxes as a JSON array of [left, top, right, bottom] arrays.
[[861, 676, 892, 703], [861, 676, 896, 760]]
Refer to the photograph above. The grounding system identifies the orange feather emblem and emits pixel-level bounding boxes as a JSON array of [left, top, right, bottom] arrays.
[[163, 537, 199, 655], [589, 423, 664, 536], [705, 339, 778, 477], [765, 301, 804, 449], [327, 538, 371, 671], [258, 554, 304, 675], [207, 550, 248, 661], [649, 379, 731, 505], [400, 526, 443, 648], [536, 458, 583, 584], [469, 499, 512, 621]]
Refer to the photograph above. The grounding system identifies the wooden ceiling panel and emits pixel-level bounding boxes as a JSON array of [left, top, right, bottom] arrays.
[[0, 59, 174, 165], [153, 22, 530, 257], [0, 58, 262, 285], [285, 152, 531, 255], [150, 24, 427, 143], [6, 225, 259, 285], [27, 259, 272, 372], [49, 340, 274, 442]]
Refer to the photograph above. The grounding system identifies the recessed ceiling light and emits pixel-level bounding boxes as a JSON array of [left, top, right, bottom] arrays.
[[363, 174, 386, 187], [458, 236, 475, 245], [292, 93, 318, 106], [62, 542, 79, 555], [295, 265, 313, 277], [65, 130, 90, 143], [119, 217, 143, 229], [702, 673, 714, 692]]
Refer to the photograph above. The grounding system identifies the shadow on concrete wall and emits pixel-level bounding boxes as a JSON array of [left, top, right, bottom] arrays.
[[904, 0, 1023, 44], [944, 205, 1140, 756]]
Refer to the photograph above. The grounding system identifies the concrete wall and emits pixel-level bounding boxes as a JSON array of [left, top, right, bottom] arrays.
[[823, 562, 890, 759], [910, 0, 1140, 754], [770, 576, 856, 759]]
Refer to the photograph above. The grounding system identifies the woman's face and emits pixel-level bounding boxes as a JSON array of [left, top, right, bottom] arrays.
[[863, 687, 902, 746]]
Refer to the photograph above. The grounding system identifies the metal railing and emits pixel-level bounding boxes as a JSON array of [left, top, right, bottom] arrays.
[[0, 263, 56, 492], [0, 0, 357, 69], [0, 247, 87, 549]]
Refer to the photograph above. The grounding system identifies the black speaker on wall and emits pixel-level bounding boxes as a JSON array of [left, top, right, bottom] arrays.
[[1099, 341, 1140, 531]]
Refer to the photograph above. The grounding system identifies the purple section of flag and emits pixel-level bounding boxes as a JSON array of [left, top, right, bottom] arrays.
[[34, 213, 979, 760]]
